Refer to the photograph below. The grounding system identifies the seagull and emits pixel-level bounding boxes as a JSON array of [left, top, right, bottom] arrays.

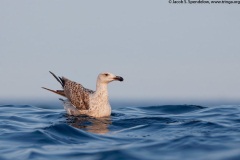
[[42, 71, 124, 118]]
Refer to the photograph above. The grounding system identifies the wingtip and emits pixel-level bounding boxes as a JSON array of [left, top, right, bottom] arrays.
[[42, 87, 50, 91]]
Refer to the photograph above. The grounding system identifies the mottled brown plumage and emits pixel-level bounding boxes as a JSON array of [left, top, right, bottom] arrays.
[[62, 77, 94, 110]]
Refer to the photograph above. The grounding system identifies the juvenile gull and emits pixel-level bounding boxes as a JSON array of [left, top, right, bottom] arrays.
[[42, 71, 124, 118]]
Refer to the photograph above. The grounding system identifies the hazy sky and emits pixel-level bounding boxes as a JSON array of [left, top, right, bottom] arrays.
[[1, 1, 240, 104]]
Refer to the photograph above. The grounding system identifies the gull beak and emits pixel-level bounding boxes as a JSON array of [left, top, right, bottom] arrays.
[[114, 76, 124, 82]]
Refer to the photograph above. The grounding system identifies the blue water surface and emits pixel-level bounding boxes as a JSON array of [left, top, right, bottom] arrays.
[[0, 102, 240, 160]]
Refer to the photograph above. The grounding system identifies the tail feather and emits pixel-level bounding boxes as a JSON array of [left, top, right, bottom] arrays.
[[42, 87, 66, 97], [49, 71, 64, 87]]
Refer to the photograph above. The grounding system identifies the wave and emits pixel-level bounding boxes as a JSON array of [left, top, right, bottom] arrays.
[[0, 104, 240, 160]]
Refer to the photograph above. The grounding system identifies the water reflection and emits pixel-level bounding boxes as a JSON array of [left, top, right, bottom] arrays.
[[66, 115, 111, 134]]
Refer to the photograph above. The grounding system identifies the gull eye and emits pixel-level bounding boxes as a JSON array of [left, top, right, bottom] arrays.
[[104, 73, 109, 76]]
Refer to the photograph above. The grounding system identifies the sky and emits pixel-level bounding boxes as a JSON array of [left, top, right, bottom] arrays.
[[1, 1, 240, 105]]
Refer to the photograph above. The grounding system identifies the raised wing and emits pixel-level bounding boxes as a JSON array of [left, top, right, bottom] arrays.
[[63, 77, 94, 110]]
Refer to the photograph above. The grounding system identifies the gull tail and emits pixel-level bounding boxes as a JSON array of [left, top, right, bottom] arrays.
[[42, 87, 66, 97]]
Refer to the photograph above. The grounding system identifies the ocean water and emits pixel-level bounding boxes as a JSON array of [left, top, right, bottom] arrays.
[[0, 102, 240, 160]]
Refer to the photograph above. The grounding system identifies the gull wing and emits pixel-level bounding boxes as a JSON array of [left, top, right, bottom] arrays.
[[63, 77, 94, 110]]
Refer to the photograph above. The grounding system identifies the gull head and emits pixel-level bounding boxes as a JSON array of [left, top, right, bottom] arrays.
[[97, 72, 124, 84]]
